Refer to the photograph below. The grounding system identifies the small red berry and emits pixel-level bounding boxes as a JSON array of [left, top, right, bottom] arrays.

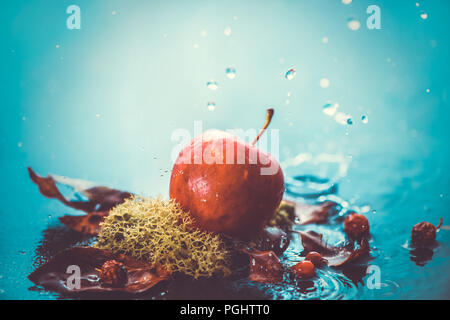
[[291, 261, 315, 279], [98, 260, 128, 287], [411, 218, 443, 247], [344, 213, 370, 239], [305, 251, 327, 267]]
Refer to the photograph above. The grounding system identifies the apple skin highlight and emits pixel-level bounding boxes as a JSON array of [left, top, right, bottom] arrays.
[[169, 130, 285, 240]]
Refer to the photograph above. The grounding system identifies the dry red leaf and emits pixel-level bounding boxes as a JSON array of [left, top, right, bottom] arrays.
[[283, 199, 339, 225], [242, 248, 284, 283], [297, 230, 370, 267], [28, 167, 132, 235], [28, 246, 172, 295], [251, 226, 290, 256]]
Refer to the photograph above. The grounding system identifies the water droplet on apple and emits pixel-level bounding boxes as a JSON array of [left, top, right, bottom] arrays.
[[285, 68, 296, 80], [226, 67, 236, 79]]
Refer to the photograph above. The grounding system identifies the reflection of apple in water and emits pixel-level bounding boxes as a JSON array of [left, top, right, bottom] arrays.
[[170, 109, 284, 240]]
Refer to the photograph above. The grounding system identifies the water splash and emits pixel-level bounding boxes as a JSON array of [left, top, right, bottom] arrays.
[[238, 269, 358, 300], [285, 175, 337, 198], [281, 153, 352, 184]]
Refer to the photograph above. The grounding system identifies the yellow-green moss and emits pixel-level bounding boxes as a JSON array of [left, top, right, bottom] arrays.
[[95, 196, 231, 279], [268, 200, 296, 229]]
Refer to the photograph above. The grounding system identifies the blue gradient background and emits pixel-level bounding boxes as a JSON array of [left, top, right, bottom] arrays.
[[0, 0, 449, 299]]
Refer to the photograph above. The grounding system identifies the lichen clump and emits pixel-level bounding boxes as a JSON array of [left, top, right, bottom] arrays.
[[95, 196, 231, 279]]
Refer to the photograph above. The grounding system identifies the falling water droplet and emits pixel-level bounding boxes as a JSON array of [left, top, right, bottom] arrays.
[[200, 30, 207, 37], [323, 102, 339, 116], [342, 0, 352, 4], [347, 118, 353, 125], [361, 205, 370, 213], [207, 102, 216, 111], [224, 27, 232, 36], [225, 67, 236, 79], [320, 78, 330, 88], [347, 18, 361, 31], [335, 112, 352, 125], [322, 37, 329, 44], [420, 11, 428, 20], [285, 68, 296, 80], [362, 115, 369, 124], [206, 80, 218, 90], [17, 142, 23, 148]]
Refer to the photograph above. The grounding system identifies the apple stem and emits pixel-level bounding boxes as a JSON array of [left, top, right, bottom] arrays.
[[251, 108, 274, 146]]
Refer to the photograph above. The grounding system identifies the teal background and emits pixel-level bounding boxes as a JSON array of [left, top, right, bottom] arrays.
[[0, 0, 449, 299]]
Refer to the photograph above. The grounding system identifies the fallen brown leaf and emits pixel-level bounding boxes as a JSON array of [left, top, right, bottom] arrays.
[[28, 167, 132, 235], [281, 199, 340, 225], [28, 246, 171, 295], [297, 230, 370, 267], [242, 248, 284, 283]]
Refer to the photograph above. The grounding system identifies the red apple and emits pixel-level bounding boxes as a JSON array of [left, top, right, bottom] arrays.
[[169, 109, 284, 240]]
